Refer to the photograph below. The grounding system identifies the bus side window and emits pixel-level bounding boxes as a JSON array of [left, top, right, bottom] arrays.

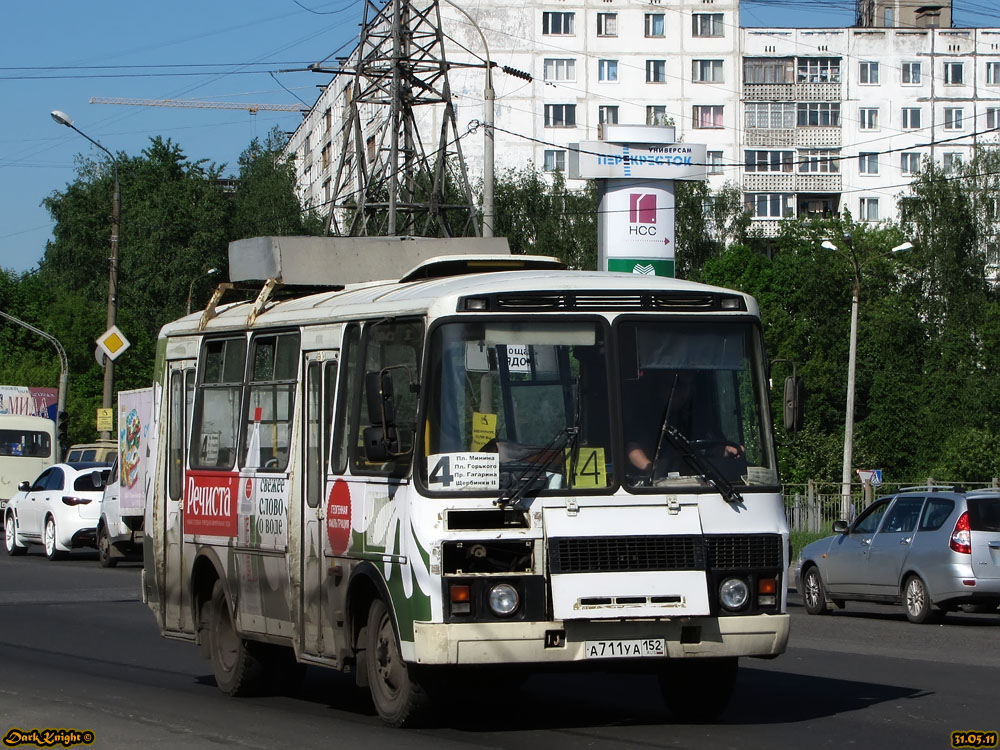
[[191, 337, 247, 470], [332, 324, 361, 474], [243, 332, 300, 472], [353, 319, 424, 475]]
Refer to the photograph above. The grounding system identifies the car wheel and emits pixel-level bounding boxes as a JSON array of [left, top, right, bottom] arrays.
[[5, 513, 27, 556], [207, 579, 265, 696], [366, 598, 434, 727], [43, 516, 66, 561], [658, 657, 739, 722], [801, 566, 830, 615], [97, 524, 117, 568], [903, 575, 944, 624]]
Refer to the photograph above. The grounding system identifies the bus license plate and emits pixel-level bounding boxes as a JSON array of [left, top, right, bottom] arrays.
[[584, 638, 665, 659]]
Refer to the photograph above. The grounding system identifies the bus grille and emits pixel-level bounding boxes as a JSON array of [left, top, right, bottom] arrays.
[[473, 291, 745, 313], [548, 534, 782, 574], [706, 534, 783, 569], [548, 535, 705, 574]]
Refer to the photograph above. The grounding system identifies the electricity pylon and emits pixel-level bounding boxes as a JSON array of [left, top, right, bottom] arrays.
[[314, 0, 480, 238]]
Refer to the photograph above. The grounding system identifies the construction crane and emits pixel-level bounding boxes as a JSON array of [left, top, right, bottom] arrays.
[[90, 97, 306, 113]]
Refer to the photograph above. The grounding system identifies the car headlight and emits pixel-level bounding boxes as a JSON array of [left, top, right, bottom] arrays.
[[487, 583, 520, 617], [719, 577, 750, 611]]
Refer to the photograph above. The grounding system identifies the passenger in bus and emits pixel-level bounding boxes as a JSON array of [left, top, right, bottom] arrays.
[[625, 369, 743, 482]]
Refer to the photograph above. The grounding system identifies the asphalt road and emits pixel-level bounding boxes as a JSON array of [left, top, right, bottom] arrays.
[[1, 548, 998, 749]]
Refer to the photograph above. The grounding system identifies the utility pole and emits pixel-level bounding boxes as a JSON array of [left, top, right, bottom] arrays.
[[315, 0, 480, 238]]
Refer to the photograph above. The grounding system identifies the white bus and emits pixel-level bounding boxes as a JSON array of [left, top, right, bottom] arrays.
[[142, 237, 789, 726], [0, 414, 56, 509]]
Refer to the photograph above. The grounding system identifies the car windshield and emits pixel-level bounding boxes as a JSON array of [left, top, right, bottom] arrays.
[[617, 320, 778, 490], [421, 320, 611, 494]]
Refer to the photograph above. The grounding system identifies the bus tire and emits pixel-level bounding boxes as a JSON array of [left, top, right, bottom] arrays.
[[5, 513, 26, 556], [366, 598, 433, 727], [208, 579, 265, 696], [97, 524, 117, 568], [658, 656, 738, 723]]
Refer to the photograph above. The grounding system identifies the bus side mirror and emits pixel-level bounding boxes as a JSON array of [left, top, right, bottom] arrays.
[[366, 370, 396, 427], [783, 375, 804, 432]]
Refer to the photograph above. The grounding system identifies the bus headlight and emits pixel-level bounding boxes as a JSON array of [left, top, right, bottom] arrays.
[[719, 577, 749, 611], [488, 583, 520, 617]]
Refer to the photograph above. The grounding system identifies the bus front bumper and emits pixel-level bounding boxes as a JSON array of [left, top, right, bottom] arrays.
[[408, 613, 790, 666]]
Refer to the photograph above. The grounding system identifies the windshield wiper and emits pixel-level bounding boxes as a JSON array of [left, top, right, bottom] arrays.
[[495, 425, 579, 511], [656, 425, 743, 504]]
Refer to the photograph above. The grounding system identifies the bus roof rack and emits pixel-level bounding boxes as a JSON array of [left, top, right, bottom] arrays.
[[228, 235, 512, 287]]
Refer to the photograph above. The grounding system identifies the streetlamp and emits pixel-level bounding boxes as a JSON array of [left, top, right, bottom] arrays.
[[51, 110, 120, 439], [0, 311, 69, 460], [441, 0, 494, 237], [187, 267, 219, 315], [824, 237, 912, 519]]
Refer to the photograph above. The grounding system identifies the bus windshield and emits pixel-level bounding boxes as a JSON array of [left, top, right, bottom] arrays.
[[618, 320, 778, 490], [422, 320, 612, 494]]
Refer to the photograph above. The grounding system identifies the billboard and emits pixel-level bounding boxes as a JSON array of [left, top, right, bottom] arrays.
[[0, 386, 58, 421], [118, 387, 153, 513]]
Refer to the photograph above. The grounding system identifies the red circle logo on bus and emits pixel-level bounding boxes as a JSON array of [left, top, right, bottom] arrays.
[[326, 479, 352, 556], [244, 478, 253, 499]]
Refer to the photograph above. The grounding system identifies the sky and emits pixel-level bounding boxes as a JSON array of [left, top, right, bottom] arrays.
[[0, 0, 988, 276]]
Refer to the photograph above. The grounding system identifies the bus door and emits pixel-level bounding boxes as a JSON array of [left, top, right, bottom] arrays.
[[300, 350, 339, 658], [165, 359, 196, 633]]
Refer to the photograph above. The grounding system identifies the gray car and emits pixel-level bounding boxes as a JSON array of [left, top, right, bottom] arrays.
[[796, 487, 1000, 623]]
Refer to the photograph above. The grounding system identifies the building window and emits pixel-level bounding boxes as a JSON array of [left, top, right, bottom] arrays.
[[544, 150, 566, 172], [796, 57, 841, 83], [744, 150, 793, 173], [988, 62, 1000, 85], [859, 153, 879, 175], [943, 152, 962, 174], [321, 142, 332, 170], [944, 62, 964, 85], [745, 102, 796, 129], [693, 59, 724, 83], [544, 104, 577, 128], [797, 102, 841, 127], [596, 12, 617, 37], [987, 107, 1000, 130], [645, 13, 665, 37], [692, 13, 724, 37], [693, 105, 724, 129], [859, 61, 879, 85], [646, 60, 667, 83], [859, 108, 879, 130], [902, 62, 921, 84], [324, 108, 332, 133], [746, 193, 793, 219], [798, 149, 840, 173], [543, 58, 576, 82], [900, 152, 921, 175], [944, 107, 964, 130], [646, 105, 669, 126], [599, 105, 619, 125], [859, 197, 879, 221], [902, 107, 921, 129], [708, 151, 724, 175], [598, 59, 618, 82], [323, 178, 331, 203], [744, 58, 794, 84], [543, 11, 575, 36]]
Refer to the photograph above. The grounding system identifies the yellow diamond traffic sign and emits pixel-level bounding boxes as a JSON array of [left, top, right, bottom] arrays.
[[97, 325, 131, 361]]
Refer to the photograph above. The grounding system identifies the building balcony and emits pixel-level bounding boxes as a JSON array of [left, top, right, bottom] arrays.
[[795, 173, 842, 192], [742, 82, 841, 102], [743, 173, 794, 192], [796, 128, 842, 148], [745, 128, 796, 147], [794, 82, 842, 101]]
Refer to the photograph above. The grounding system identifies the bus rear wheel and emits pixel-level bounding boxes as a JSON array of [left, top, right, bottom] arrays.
[[208, 580, 265, 696], [658, 656, 738, 723], [366, 598, 433, 727]]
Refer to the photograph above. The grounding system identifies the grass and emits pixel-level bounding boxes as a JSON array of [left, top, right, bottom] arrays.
[[789, 530, 828, 562]]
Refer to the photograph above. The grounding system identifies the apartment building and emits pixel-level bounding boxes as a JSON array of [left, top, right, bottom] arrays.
[[286, 0, 1000, 235]]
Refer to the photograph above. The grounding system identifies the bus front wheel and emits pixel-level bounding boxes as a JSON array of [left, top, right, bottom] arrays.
[[208, 580, 265, 696], [365, 598, 433, 727]]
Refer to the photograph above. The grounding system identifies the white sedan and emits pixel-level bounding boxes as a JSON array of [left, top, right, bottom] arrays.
[[4, 463, 110, 560]]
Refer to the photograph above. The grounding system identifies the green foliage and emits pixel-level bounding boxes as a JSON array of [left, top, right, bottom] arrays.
[[1, 128, 319, 444]]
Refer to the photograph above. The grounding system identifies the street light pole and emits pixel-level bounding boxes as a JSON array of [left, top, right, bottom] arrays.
[[823, 238, 912, 520], [187, 267, 219, 315], [441, 0, 494, 237], [0, 310, 69, 460], [51, 110, 119, 439]]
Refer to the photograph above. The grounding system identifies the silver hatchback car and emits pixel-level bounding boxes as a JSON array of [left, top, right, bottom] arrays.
[[796, 487, 1000, 623]]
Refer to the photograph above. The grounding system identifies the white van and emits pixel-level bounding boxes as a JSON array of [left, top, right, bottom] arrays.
[[0, 415, 55, 510], [97, 456, 144, 568]]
